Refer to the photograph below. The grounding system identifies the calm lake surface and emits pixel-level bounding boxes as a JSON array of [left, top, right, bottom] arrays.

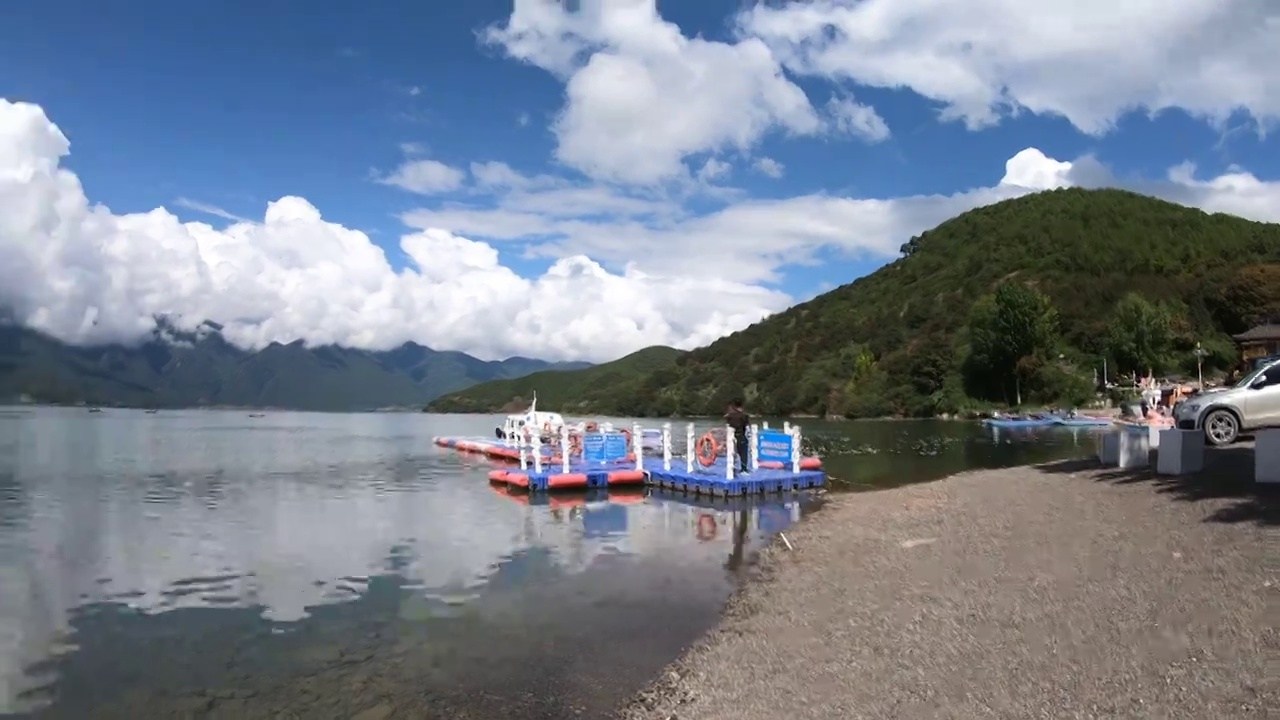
[[0, 408, 1100, 719]]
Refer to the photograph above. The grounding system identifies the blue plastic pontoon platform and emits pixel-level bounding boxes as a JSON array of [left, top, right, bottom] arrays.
[[646, 459, 825, 496], [436, 435, 826, 495]]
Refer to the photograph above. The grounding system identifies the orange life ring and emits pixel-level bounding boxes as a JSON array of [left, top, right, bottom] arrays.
[[620, 428, 632, 449], [569, 434, 583, 456], [696, 514, 717, 541], [695, 433, 719, 467], [585, 421, 599, 432]]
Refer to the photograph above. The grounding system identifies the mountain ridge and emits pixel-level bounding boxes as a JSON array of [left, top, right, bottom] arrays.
[[428, 345, 683, 414], [0, 319, 591, 411]]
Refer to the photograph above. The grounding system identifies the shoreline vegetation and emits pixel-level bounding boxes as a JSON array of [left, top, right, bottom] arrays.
[[5, 398, 1128, 422], [8, 402, 1128, 427], [616, 446, 1274, 719], [431, 189, 1279, 420]]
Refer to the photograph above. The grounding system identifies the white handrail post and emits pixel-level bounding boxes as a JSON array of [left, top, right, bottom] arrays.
[[531, 433, 542, 474], [603, 422, 614, 432], [519, 434, 528, 470], [725, 424, 735, 480], [662, 422, 672, 471], [686, 423, 695, 473], [783, 421, 791, 434], [632, 422, 644, 471], [790, 425, 801, 473], [762, 421, 769, 429], [560, 425, 571, 473], [749, 423, 759, 471]]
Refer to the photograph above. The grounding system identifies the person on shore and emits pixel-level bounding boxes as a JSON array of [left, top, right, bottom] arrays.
[[724, 398, 751, 474]]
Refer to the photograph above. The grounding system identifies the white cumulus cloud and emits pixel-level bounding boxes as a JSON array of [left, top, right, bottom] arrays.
[[739, 0, 1279, 134], [484, 0, 1277, 187], [484, 0, 821, 185], [826, 96, 890, 142], [2, 96, 1278, 367], [377, 157, 466, 195], [753, 157, 785, 178], [0, 99, 788, 362]]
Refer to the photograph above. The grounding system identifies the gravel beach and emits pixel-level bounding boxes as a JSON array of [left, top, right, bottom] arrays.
[[619, 444, 1278, 720]]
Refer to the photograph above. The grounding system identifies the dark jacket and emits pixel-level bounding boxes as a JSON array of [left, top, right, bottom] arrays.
[[724, 408, 749, 434]]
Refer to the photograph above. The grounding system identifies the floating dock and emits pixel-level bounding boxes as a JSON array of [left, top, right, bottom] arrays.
[[434, 437, 644, 490], [487, 464, 647, 491], [434, 421, 826, 496], [433, 436, 634, 464], [646, 461, 824, 496]]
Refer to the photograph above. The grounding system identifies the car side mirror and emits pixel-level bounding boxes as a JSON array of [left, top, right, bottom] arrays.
[[1252, 377, 1269, 389]]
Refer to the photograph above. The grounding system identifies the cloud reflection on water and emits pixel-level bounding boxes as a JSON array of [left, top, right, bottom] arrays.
[[0, 408, 801, 714]]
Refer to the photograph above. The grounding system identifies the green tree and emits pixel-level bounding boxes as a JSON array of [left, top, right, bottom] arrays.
[[969, 282, 1059, 405], [1107, 293, 1174, 376], [1210, 263, 1280, 333]]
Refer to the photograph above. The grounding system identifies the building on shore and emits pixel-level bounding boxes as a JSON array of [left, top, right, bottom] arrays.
[[1233, 319, 1280, 362]]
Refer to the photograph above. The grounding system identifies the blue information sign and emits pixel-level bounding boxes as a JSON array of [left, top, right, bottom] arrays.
[[757, 429, 793, 464], [583, 432, 629, 463], [604, 432, 629, 460], [582, 433, 606, 463]]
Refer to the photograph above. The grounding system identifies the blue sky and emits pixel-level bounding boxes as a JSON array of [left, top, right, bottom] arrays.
[[0, 0, 1276, 361]]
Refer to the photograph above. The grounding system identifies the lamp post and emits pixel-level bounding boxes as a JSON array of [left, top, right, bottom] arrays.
[[1193, 343, 1208, 389]]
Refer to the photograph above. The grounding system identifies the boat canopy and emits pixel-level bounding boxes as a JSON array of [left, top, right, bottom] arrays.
[[503, 393, 566, 434]]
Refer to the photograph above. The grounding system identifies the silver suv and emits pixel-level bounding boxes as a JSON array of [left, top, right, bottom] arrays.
[[1175, 358, 1280, 446]]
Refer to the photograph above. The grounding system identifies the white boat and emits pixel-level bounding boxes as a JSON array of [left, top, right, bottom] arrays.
[[496, 394, 569, 440], [493, 393, 664, 451]]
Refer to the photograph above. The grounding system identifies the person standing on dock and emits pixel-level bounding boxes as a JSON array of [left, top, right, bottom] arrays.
[[724, 398, 751, 474]]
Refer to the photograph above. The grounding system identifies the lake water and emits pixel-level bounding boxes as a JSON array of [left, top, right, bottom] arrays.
[[0, 408, 1100, 719]]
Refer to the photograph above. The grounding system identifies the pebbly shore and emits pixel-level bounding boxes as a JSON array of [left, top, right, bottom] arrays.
[[618, 443, 1278, 720]]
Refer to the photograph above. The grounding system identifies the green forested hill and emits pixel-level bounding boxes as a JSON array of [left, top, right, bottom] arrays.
[[428, 345, 681, 413], [432, 188, 1280, 418]]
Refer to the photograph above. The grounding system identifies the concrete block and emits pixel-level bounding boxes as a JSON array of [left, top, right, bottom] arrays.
[[1118, 429, 1151, 469], [1156, 429, 1204, 476], [1146, 424, 1162, 449], [1257, 429, 1280, 484], [1098, 432, 1121, 466]]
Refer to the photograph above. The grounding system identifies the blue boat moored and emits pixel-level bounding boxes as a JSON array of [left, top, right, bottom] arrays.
[[983, 413, 1113, 429], [982, 415, 1058, 429]]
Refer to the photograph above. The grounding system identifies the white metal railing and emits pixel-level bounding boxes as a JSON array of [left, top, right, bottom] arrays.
[[504, 420, 804, 477]]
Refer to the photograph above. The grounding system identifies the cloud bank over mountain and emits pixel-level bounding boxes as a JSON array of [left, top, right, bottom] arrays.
[[2, 0, 1276, 362]]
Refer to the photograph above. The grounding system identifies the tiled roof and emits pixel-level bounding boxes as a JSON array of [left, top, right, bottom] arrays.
[[1233, 323, 1280, 342]]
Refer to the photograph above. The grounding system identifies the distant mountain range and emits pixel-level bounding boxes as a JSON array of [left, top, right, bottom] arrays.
[[0, 319, 591, 411]]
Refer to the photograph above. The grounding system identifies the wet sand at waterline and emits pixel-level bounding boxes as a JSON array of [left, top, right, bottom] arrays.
[[620, 443, 1277, 720]]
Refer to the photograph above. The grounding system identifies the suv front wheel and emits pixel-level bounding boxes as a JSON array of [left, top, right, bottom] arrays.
[[1202, 409, 1240, 446]]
